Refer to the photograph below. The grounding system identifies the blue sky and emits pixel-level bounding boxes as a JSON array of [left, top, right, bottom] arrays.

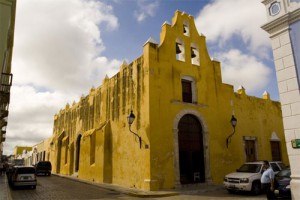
[[4, 0, 277, 155], [100, 0, 210, 62]]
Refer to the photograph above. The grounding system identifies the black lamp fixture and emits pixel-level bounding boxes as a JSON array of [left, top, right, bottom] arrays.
[[127, 110, 135, 126], [226, 115, 237, 148], [127, 110, 142, 149], [231, 115, 237, 128]]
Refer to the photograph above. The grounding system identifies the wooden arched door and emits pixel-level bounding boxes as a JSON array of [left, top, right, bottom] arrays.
[[178, 114, 205, 184]]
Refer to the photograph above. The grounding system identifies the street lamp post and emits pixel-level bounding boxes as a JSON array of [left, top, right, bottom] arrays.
[[127, 110, 142, 149], [226, 115, 237, 148]]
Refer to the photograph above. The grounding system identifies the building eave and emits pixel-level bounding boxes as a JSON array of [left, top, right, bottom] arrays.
[[261, 8, 300, 34]]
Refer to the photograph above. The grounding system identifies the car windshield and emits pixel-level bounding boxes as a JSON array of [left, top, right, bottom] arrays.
[[276, 169, 291, 177], [277, 163, 287, 170], [237, 164, 261, 173]]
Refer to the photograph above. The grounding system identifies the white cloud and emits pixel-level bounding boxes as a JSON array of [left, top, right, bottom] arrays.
[[195, 0, 270, 58], [194, 0, 274, 94], [13, 0, 119, 94], [218, 49, 272, 92], [4, 85, 72, 155], [134, 0, 159, 22], [4, 0, 122, 155]]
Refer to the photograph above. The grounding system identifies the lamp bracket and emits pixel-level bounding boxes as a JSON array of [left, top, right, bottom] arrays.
[[129, 125, 142, 149]]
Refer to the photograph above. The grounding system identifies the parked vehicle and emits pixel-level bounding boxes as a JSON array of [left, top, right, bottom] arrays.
[[8, 166, 37, 189], [223, 161, 286, 195], [34, 161, 52, 176], [274, 168, 291, 199]]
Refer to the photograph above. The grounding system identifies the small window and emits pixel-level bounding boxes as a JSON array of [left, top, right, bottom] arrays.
[[269, 2, 281, 16], [181, 80, 192, 103], [181, 76, 197, 103]]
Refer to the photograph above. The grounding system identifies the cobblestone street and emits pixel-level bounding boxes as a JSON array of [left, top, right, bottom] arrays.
[[10, 175, 127, 200], [5, 175, 267, 200]]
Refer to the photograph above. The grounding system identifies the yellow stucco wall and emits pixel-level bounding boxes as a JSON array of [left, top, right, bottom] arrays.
[[47, 11, 288, 191]]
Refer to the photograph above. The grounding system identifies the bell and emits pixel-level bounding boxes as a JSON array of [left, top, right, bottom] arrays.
[[191, 48, 196, 58], [176, 43, 182, 54], [183, 25, 187, 33]]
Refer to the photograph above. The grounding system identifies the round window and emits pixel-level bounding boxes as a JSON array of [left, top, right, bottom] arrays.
[[269, 2, 281, 16]]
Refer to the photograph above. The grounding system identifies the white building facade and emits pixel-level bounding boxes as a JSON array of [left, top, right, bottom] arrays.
[[261, 0, 300, 199]]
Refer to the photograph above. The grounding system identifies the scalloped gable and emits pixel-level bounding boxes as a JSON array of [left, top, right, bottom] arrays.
[[158, 10, 211, 63]]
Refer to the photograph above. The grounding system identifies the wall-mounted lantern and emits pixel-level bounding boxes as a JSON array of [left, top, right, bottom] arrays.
[[127, 110, 142, 149], [226, 115, 237, 148]]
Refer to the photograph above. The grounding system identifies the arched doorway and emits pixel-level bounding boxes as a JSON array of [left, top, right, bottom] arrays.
[[69, 143, 74, 175], [178, 114, 205, 184], [75, 134, 82, 172], [56, 140, 62, 173]]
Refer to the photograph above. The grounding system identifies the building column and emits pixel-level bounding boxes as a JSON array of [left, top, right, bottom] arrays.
[[261, 1, 300, 199]]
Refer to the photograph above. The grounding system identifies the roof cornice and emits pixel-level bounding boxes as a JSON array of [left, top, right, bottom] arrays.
[[261, 8, 300, 34]]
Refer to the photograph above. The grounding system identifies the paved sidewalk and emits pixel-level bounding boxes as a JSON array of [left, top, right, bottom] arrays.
[[0, 174, 11, 200], [55, 173, 223, 198]]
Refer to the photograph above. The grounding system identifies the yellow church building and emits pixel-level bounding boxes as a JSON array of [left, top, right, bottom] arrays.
[[47, 11, 288, 191]]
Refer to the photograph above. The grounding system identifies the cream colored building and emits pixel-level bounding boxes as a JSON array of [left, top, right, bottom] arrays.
[[48, 11, 288, 191], [13, 146, 32, 159], [23, 138, 52, 166], [261, 0, 300, 199]]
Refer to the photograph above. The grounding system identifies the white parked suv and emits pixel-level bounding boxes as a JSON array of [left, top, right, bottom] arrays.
[[223, 161, 286, 195]]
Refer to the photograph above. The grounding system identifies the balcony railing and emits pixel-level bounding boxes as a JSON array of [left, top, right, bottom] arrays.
[[1, 72, 13, 90], [0, 119, 7, 128], [0, 110, 8, 119], [0, 73, 12, 117]]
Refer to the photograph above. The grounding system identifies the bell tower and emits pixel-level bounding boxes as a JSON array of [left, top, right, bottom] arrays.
[[261, 1, 300, 199]]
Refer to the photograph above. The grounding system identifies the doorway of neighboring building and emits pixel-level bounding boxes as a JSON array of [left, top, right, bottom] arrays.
[[69, 143, 74, 174], [244, 139, 257, 162], [178, 114, 205, 184], [75, 134, 82, 172], [270, 141, 281, 161]]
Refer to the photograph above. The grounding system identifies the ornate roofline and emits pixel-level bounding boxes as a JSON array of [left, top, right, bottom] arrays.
[[261, 8, 300, 34]]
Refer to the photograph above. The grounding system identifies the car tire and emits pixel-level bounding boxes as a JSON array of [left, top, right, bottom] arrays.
[[251, 181, 261, 195], [227, 189, 235, 194], [32, 185, 36, 189]]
